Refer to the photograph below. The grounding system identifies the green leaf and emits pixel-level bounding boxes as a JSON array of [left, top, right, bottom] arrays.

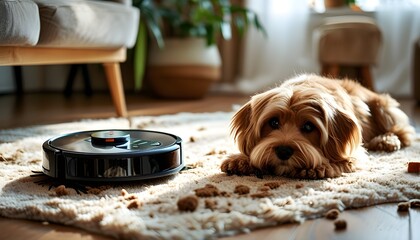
[[133, 0, 165, 49], [205, 24, 216, 46], [253, 14, 267, 37], [133, 22, 147, 91]]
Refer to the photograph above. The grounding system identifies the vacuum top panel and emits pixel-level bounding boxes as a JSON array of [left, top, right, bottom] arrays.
[[48, 130, 178, 155]]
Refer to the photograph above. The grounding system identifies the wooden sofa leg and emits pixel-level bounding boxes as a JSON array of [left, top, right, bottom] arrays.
[[103, 62, 128, 117], [360, 65, 375, 91]]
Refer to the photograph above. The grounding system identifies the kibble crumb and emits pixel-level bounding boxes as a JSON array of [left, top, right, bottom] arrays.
[[397, 202, 410, 212], [121, 189, 129, 197], [126, 199, 143, 209], [334, 219, 347, 230], [407, 162, 420, 173], [55, 185, 70, 196], [177, 195, 199, 212], [409, 199, 420, 208], [325, 209, 340, 220], [194, 184, 220, 197], [234, 185, 250, 195]]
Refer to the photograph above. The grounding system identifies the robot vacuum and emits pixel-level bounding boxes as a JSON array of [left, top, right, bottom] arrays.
[[42, 130, 183, 182]]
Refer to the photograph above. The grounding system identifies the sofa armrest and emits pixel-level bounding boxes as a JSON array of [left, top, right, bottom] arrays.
[[0, 0, 40, 46], [33, 0, 139, 48]]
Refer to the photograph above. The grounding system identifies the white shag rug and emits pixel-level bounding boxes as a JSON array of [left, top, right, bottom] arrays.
[[0, 112, 419, 239]]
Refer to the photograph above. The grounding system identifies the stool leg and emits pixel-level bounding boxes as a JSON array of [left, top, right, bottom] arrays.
[[64, 64, 79, 97], [360, 66, 375, 91], [321, 64, 340, 79], [13, 66, 23, 95], [103, 62, 127, 117]]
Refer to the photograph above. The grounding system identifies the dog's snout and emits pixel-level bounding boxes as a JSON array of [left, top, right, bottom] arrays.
[[275, 146, 294, 161]]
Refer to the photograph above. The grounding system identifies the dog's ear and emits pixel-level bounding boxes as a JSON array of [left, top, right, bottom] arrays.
[[231, 102, 256, 156], [231, 90, 278, 156], [322, 107, 362, 162]]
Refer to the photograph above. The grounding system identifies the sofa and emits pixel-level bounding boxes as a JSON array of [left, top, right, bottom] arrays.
[[0, 0, 140, 117]]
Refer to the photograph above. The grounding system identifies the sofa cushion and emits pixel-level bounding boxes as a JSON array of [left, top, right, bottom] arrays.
[[34, 0, 139, 48], [0, 0, 40, 46]]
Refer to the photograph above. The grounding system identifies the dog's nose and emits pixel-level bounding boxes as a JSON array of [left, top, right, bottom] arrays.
[[275, 146, 294, 161]]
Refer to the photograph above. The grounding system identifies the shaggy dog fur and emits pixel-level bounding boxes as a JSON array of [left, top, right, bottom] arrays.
[[221, 74, 415, 179]]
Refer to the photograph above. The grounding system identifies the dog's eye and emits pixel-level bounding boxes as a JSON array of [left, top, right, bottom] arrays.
[[268, 117, 280, 129], [301, 121, 316, 133]]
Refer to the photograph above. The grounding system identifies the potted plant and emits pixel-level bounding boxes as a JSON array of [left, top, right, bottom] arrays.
[[324, 0, 356, 9], [142, 0, 266, 99], [132, 0, 166, 91]]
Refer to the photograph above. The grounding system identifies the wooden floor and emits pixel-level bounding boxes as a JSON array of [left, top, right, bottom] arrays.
[[0, 91, 419, 240], [0, 91, 249, 130]]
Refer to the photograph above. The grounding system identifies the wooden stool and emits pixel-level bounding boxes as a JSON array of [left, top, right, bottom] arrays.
[[315, 16, 382, 91]]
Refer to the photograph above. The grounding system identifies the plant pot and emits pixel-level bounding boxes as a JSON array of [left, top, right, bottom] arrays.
[[147, 38, 221, 99]]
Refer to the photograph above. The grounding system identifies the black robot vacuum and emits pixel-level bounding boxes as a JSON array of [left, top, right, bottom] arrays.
[[42, 130, 183, 182]]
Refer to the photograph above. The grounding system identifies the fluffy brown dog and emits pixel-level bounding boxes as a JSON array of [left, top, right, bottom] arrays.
[[221, 74, 415, 179]]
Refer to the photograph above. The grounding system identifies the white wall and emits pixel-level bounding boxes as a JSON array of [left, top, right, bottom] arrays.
[[237, 0, 420, 97], [0, 65, 110, 93], [0, 67, 14, 93]]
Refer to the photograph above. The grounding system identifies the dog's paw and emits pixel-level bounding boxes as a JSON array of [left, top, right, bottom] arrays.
[[296, 168, 326, 179], [365, 133, 401, 152], [297, 169, 318, 179], [221, 154, 258, 177], [293, 165, 347, 179]]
